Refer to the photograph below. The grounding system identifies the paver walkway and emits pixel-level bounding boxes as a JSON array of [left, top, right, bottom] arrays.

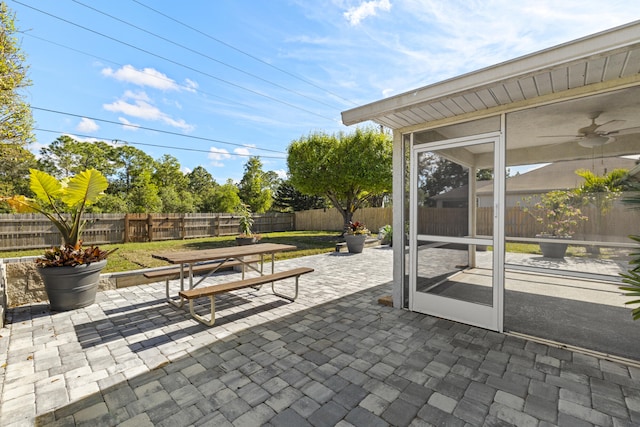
[[1, 247, 639, 426]]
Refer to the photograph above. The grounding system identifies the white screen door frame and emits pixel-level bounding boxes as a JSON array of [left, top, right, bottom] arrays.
[[409, 132, 505, 332]]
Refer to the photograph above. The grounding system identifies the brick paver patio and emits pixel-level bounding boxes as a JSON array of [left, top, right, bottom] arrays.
[[1, 247, 639, 426]]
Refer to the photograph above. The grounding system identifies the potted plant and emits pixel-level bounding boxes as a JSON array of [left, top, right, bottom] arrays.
[[378, 224, 393, 246], [235, 203, 261, 245], [520, 190, 588, 258], [344, 221, 370, 253], [2, 168, 116, 311]]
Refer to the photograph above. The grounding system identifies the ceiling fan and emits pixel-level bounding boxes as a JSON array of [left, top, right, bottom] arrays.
[[542, 111, 638, 148]]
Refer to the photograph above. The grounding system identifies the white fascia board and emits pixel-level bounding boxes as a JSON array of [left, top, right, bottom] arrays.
[[341, 20, 640, 126]]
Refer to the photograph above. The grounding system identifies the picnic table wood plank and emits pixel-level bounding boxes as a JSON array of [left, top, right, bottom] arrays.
[[152, 243, 297, 264]]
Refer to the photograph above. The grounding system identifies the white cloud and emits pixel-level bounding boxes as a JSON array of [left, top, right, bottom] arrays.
[[101, 65, 199, 93], [76, 118, 99, 133], [183, 78, 198, 93], [274, 169, 288, 179], [233, 146, 252, 157], [62, 133, 102, 143], [123, 90, 151, 102], [344, 0, 391, 25], [208, 147, 232, 167], [103, 91, 195, 132], [118, 117, 140, 131], [101, 65, 180, 91]]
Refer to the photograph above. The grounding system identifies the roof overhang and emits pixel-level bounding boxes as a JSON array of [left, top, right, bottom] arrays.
[[341, 20, 640, 130]]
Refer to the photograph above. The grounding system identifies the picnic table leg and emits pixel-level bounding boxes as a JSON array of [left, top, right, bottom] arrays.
[[187, 296, 217, 326], [165, 264, 186, 308], [272, 275, 300, 302]]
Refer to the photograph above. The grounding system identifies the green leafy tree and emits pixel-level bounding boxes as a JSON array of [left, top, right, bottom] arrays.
[[153, 154, 190, 212], [0, 3, 36, 202], [153, 154, 188, 189], [110, 145, 156, 195], [287, 127, 392, 229], [238, 156, 272, 213], [38, 136, 119, 178], [211, 179, 241, 213], [272, 180, 326, 212], [0, 144, 35, 209], [187, 166, 218, 212], [574, 168, 628, 214], [126, 170, 162, 213], [418, 154, 493, 207], [159, 186, 196, 213]]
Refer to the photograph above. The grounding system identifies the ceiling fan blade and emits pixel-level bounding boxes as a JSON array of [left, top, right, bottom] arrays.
[[606, 126, 640, 136], [538, 134, 581, 138], [595, 119, 626, 133]]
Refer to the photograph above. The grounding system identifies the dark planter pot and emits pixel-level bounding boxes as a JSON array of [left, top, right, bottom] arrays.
[[37, 260, 107, 311], [538, 237, 570, 259], [236, 236, 258, 246], [345, 234, 367, 253]]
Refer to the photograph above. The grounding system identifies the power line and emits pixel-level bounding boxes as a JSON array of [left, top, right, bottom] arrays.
[[71, 0, 342, 111], [19, 31, 281, 116], [34, 128, 287, 159], [13, 0, 337, 122], [132, 0, 359, 107], [32, 107, 287, 154]]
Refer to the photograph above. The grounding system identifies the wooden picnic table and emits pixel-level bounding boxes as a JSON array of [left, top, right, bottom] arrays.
[[151, 243, 297, 307], [151, 243, 313, 326]]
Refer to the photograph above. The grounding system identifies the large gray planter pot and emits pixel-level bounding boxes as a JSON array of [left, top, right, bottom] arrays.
[[37, 260, 107, 311], [538, 238, 570, 259], [345, 234, 367, 253], [236, 236, 258, 246]]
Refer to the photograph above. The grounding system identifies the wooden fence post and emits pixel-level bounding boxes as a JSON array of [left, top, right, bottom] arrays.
[[123, 213, 129, 243], [147, 214, 153, 242]]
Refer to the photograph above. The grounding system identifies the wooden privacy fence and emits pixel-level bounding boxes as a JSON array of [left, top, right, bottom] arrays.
[[295, 205, 640, 242], [0, 212, 294, 250], [3, 205, 638, 251], [294, 207, 393, 232], [418, 205, 640, 242]]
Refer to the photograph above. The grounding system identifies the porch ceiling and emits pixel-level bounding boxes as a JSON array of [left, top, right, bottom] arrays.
[[341, 21, 640, 130]]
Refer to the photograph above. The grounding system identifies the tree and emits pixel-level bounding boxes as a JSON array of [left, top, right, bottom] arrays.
[[238, 156, 272, 213], [0, 3, 33, 145], [287, 127, 392, 229], [187, 166, 218, 212], [38, 136, 119, 179], [272, 180, 326, 212], [109, 145, 156, 195], [0, 3, 36, 201], [418, 153, 493, 207], [126, 170, 162, 213], [158, 186, 196, 213], [574, 168, 628, 215], [0, 143, 35, 208], [211, 179, 241, 213]]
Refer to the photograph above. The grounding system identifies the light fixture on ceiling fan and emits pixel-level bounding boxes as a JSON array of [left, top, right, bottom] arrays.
[[540, 111, 639, 148], [578, 134, 614, 148]]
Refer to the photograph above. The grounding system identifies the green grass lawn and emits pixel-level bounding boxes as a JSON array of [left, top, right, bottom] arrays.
[[0, 231, 344, 273]]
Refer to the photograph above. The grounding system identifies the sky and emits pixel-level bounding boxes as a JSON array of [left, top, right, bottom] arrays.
[[8, 0, 640, 183]]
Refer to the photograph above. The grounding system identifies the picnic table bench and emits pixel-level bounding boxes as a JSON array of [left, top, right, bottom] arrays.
[[179, 267, 314, 326]]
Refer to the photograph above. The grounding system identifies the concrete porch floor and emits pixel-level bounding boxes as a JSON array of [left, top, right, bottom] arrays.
[[1, 247, 639, 426]]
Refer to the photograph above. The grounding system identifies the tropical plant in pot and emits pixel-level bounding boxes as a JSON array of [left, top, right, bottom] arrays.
[[2, 168, 116, 311], [344, 221, 370, 253], [235, 203, 261, 245], [520, 190, 588, 258], [378, 224, 392, 246]]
